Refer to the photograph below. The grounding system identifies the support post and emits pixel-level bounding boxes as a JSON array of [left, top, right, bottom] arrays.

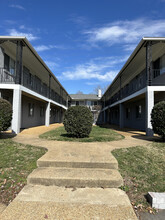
[[119, 103, 124, 128], [146, 87, 154, 136], [12, 89, 22, 134], [146, 42, 152, 86], [45, 102, 50, 126], [15, 41, 23, 84]]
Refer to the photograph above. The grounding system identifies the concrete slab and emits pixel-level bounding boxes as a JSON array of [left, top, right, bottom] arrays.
[[37, 144, 118, 169], [0, 203, 6, 214], [27, 167, 123, 188], [0, 185, 137, 220]]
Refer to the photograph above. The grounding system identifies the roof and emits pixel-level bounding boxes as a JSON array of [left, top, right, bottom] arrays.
[[0, 36, 70, 98], [70, 94, 100, 100], [101, 37, 165, 99]]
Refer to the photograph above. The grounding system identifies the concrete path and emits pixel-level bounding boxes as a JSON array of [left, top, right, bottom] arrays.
[[0, 124, 155, 220]]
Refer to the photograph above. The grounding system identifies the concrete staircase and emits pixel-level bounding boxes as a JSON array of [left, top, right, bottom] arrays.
[[27, 154, 123, 188], [0, 140, 138, 220]]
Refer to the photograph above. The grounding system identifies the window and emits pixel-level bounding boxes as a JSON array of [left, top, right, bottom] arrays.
[[4, 54, 15, 75], [126, 108, 130, 119], [136, 105, 142, 118], [76, 101, 79, 106], [9, 58, 15, 75], [87, 100, 91, 106], [28, 103, 34, 116], [4, 54, 9, 71]]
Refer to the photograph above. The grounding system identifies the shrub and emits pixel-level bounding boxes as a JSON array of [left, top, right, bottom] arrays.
[[0, 98, 12, 132], [63, 106, 93, 138], [151, 101, 165, 140]]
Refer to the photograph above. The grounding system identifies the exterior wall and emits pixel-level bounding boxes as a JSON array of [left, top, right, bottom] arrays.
[[109, 106, 120, 126], [21, 95, 46, 129], [123, 99, 145, 130], [152, 73, 165, 86]]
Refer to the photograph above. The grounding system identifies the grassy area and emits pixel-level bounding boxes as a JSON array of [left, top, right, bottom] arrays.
[[112, 142, 165, 212], [40, 125, 124, 142], [0, 139, 46, 205]]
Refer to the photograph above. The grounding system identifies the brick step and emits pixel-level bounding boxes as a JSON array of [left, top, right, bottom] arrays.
[[27, 167, 123, 188]]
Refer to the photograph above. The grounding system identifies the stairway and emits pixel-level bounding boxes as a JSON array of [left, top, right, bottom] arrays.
[[0, 141, 138, 220]]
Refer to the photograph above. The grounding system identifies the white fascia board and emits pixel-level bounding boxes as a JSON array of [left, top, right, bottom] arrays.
[[101, 87, 146, 112], [20, 85, 67, 110], [0, 84, 67, 109], [0, 84, 21, 90], [148, 86, 165, 91]]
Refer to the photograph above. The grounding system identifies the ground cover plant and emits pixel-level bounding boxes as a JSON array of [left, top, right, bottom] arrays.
[[63, 106, 93, 138], [0, 139, 46, 205], [40, 125, 124, 142], [112, 142, 165, 214], [151, 101, 165, 140]]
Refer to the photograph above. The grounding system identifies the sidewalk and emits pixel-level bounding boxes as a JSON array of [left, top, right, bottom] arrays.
[[0, 124, 155, 220]]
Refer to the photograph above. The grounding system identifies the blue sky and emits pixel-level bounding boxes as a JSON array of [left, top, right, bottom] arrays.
[[1, 0, 165, 94]]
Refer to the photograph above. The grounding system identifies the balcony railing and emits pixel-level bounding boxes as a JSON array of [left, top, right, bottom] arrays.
[[0, 68, 15, 83], [0, 68, 67, 107]]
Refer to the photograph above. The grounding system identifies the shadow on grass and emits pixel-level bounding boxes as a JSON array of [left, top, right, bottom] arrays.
[[98, 123, 164, 143], [0, 132, 16, 139]]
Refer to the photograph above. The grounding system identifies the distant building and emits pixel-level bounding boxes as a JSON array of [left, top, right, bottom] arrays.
[[70, 90, 102, 124]]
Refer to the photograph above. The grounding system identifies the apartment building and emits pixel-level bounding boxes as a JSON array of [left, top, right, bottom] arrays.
[[70, 91, 102, 124], [0, 36, 71, 134], [99, 37, 165, 136]]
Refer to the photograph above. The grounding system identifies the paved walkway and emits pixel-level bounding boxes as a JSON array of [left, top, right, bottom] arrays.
[[0, 124, 157, 220]]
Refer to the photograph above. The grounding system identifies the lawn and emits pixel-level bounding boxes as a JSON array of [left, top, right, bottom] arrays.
[[112, 142, 165, 212], [0, 139, 46, 205], [39, 125, 124, 142]]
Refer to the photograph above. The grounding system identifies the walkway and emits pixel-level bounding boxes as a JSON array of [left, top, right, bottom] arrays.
[[0, 124, 154, 220]]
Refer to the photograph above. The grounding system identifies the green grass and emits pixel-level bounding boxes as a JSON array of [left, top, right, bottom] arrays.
[[112, 142, 165, 210], [40, 125, 124, 142], [0, 139, 47, 205]]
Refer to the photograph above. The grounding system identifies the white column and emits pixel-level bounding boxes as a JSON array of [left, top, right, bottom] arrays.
[[119, 103, 124, 128], [146, 87, 154, 136], [12, 89, 22, 134], [45, 102, 50, 126]]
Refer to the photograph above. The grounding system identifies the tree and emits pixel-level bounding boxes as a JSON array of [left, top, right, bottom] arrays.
[[76, 90, 83, 94]]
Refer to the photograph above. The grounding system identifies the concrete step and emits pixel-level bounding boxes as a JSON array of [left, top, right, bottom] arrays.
[[37, 143, 118, 169], [37, 159, 118, 169], [27, 167, 123, 188], [0, 185, 137, 220]]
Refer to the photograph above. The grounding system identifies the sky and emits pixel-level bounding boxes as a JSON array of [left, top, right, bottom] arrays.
[[1, 0, 165, 94]]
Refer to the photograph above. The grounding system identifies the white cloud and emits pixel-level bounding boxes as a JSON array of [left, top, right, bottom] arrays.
[[84, 18, 165, 46], [7, 29, 38, 41], [9, 4, 25, 10], [60, 56, 127, 82], [45, 61, 59, 69], [34, 44, 66, 52]]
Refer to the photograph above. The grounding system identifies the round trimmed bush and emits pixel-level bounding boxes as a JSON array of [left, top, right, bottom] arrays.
[[0, 98, 12, 132], [63, 106, 93, 138], [151, 101, 165, 140]]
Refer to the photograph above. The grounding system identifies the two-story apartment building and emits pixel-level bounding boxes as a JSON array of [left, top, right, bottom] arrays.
[[99, 37, 165, 136], [70, 91, 102, 124], [0, 36, 71, 134]]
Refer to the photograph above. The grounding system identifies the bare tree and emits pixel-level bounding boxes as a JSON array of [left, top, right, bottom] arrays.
[[76, 90, 83, 94], [93, 84, 109, 95]]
